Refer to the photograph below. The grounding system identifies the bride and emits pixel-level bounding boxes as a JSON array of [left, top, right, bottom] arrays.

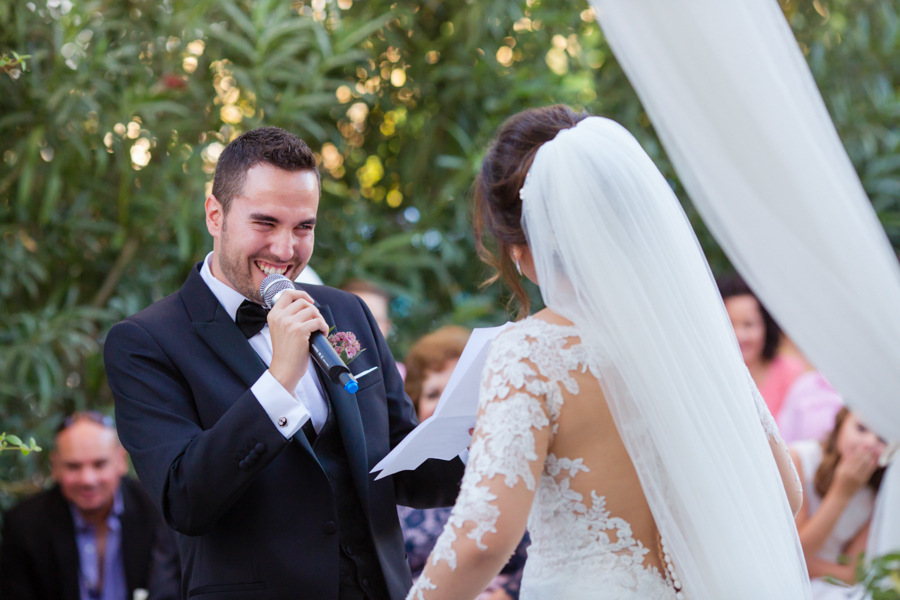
[[406, 106, 811, 599]]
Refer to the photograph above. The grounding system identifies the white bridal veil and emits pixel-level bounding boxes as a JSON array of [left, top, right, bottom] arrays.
[[521, 117, 811, 598], [588, 0, 900, 561]]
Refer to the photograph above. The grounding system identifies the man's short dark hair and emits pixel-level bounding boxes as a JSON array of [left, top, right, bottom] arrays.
[[211, 126, 320, 213]]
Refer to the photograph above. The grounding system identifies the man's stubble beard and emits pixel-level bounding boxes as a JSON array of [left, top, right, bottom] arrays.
[[218, 218, 265, 304]]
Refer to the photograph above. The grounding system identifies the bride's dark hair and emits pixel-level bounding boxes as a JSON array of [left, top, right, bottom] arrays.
[[474, 105, 588, 318]]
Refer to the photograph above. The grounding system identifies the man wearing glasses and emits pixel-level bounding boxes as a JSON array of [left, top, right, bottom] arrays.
[[0, 412, 180, 600]]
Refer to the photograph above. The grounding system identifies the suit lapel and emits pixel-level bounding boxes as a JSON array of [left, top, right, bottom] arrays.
[[191, 303, 268, 391], [181, 265, 369, 507], [314, 361, 371, 515], [181, 263, 269, 392], [301, 286, 371, 514]]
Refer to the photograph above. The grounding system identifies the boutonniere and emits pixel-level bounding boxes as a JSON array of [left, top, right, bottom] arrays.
[[328, 327, 366, 365]]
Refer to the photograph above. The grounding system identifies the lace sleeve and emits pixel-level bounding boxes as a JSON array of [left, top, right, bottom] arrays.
[[407, 330, 553, 600], [747, 372, 802, 508], [747, 372, 782, 444]]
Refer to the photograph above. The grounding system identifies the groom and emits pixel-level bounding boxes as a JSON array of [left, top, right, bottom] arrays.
[[104, 127, 466, 599]]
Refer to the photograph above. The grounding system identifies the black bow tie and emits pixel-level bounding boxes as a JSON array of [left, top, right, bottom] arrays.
[[235, 300, 269, 339]]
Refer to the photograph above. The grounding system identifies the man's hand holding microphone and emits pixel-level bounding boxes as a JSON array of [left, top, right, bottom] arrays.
[[261, 274, 360, 394], [266, 288, 329, 393]]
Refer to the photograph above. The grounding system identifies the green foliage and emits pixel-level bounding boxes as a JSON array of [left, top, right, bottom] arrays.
[[784, 0, 900, 247], [0, 433, 42, 456], [0, 50, 31, 78], [1, 0, 899, 509], [858, 551, 900, 599]]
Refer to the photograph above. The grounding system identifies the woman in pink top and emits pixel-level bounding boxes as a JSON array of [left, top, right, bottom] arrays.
[[719, 276, 807, 417]]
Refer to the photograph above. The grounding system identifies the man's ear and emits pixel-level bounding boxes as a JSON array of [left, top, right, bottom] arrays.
[[206, 195, 224, 239]]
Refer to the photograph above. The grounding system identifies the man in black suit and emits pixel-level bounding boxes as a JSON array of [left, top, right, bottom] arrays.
[[0, 413, 180, 600], [103, 127, 466, 599]]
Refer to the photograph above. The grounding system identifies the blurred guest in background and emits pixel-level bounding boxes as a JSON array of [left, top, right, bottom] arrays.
[[398, 326, 529, 600], [790, 408, 886, 598], [719, 275, 806, 417], [777, 371, 845, 445], [341, 279, 393, 340], [341, 279, 406, 379], [403, 326, 470, 425], [0, 412, 180, 600]]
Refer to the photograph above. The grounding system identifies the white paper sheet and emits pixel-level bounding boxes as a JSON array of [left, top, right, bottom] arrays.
[[371, 322, 512, 480]]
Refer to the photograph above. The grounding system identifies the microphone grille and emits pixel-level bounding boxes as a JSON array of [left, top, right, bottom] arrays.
[[260, 274, 295, 308]]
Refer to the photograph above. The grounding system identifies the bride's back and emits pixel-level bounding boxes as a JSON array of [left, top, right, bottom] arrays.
[[517, 309, 667, 581], [545, 317, 660, 559]]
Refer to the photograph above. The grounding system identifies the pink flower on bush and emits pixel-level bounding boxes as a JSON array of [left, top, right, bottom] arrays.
[[328, 330, 365, 365]]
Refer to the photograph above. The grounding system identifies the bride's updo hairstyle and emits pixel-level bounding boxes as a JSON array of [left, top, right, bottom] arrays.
[[474, 104, 588, 318]]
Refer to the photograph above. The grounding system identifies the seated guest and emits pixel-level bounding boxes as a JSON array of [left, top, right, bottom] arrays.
[[398, 326, 529, 600], [777, 371, 845, 444], [719, 275, 806, 417], [790, 408, 887, 598], [0, 412, 180, 600]]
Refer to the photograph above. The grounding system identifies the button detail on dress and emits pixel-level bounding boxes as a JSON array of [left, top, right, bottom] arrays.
[[277, 416, 288, 428], [322, 521, 337, 535]]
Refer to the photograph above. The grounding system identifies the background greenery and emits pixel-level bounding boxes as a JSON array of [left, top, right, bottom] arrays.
[[2, 0, 899, 506]]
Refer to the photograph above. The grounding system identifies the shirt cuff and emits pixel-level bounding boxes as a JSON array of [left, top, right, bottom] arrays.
[[458, 448, 469, 465], [252, 370, 310, 439]]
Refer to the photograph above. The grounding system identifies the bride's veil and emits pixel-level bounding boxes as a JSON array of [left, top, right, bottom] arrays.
[[520, 117, 811, 598]]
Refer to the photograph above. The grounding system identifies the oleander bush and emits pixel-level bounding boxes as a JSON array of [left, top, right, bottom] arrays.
[[2, 0, 899, 514]]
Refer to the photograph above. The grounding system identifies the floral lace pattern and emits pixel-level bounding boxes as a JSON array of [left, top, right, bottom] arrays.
[[747, 370, 801, 489], [408, 318, 680, 600], [408, 575, 436, 600], [406, 317, 802, 599], [748, 371, 782, 444]]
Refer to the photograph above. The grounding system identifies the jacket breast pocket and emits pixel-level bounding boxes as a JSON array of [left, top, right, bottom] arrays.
[[354, 372, 384, 393]]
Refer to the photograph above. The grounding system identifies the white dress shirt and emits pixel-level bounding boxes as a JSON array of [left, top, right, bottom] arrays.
[[199, 252, 328, 438]]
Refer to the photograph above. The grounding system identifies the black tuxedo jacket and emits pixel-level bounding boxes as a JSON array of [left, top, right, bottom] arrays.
[[0, 477, 180, 600], [103, 263, 465, 600]]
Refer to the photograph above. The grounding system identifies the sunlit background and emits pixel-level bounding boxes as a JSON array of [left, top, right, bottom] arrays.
[[1, 0, 899, 504]]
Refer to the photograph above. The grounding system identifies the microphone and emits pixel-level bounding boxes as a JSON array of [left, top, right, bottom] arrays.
[[260, 274, 359, 394]]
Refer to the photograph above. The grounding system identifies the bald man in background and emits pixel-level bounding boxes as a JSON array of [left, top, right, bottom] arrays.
[[0, 413, 180, 600]]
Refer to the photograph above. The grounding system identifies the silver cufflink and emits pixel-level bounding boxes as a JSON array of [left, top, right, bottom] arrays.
[[278, 417, 288, 427]]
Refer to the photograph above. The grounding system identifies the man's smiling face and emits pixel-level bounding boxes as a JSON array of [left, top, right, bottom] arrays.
[[207, 162, 319, 303]]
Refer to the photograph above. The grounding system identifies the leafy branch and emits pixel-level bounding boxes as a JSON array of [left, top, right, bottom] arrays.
[[857, 551, 900, 600], [0, 433, 42, 456], [0, 51, 31, 79]]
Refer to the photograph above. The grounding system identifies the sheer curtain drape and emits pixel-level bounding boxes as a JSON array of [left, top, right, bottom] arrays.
[[587, 0, 900, 558]]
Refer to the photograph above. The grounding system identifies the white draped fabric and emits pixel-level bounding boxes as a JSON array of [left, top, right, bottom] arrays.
[[587, 0, 900, 559]]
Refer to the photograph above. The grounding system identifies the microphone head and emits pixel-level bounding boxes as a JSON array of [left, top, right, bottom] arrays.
[[260, 274, 295, 308]]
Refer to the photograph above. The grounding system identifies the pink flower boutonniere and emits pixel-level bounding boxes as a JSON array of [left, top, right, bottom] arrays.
[[328, 329, 366, 365]]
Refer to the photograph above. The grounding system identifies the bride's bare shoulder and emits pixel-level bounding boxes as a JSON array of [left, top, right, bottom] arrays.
[[530, 308, 575, 328]]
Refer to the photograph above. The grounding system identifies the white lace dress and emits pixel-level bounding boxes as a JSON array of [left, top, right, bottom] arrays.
[[407, 316, 792, 600], [407, 318, 685, 600]]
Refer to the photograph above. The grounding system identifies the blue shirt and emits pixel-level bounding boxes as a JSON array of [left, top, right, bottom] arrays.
[[69, 490, 127, 600]]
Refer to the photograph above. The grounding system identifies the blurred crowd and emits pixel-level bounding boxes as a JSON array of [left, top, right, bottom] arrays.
[[0, 274, 888, 600], [719, 275, 886, 599]]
